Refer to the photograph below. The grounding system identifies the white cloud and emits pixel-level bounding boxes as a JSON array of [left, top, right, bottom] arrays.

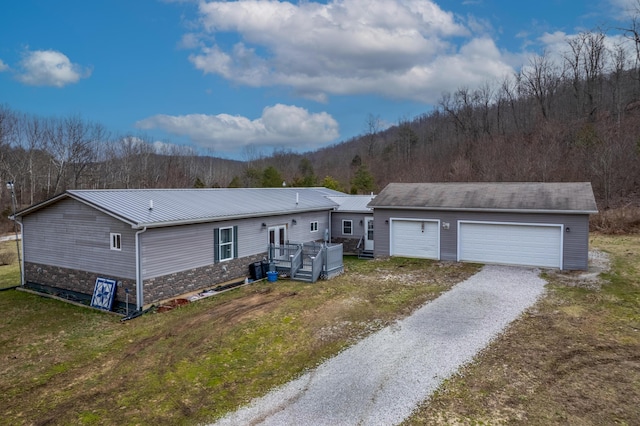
[[185, 0, 518, 103], [116, 135, 195, 156], [152, 140, 197, 155], [609, 0, 640, 19], [136, 104, 339, 154], [178, 32, 202, 49], [17, 49, 91, 87], [535, 30, 636, 73], [0, 59, 8, 72]]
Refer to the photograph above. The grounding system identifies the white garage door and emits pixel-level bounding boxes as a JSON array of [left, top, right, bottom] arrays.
[[391, 220, 439, 259], [458, 221, 562, 268]]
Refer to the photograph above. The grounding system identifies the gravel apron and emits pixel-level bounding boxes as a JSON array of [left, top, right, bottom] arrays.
[[211, 265, 546, 426]]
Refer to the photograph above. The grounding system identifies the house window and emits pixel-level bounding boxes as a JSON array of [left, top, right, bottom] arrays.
[[218, 227, 234, 262], [342, 220, 353, 235], [110, 233, 121, 251], [310, 221, 318, 232]]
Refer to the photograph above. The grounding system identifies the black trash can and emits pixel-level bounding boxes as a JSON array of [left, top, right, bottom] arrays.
[[261, 260, 270, 277], [249, 262, 263, 280]]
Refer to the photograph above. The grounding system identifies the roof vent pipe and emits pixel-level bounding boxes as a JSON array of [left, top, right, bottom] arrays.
[[149, 200, 153, 210], [296, 192, 299, 205]]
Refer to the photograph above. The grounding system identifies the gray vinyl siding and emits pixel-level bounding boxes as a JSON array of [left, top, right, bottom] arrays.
[[141, 211, 333, 279], [141, 223, 214, 279], [263, 211, 331, 243], [331, 212, 372, 240], [22, 198, 136, 278], [373, 209, 590, 270]]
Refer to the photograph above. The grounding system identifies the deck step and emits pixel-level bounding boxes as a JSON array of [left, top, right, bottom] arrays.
[[293, 269, 314, 282], [358, 250, 374, 259]]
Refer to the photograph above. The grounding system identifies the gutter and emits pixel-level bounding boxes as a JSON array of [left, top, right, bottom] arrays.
[[134, 226, 147, 310], [128, 206, 337, 229], [17, 219, 24, 286], [7, 214, 24, 286], [368, 206, 599, 215]]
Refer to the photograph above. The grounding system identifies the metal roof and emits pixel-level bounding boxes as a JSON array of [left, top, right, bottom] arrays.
[[327, 195, 375, 212], [368, 182, 598, 214], [16, 188, 343, 228]]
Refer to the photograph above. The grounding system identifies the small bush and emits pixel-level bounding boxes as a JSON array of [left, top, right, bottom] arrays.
[[590, 206, 640, 234]]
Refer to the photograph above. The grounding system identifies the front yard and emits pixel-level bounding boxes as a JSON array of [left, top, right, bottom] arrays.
[[0, 255, 477, 425], [1, 234, 638, 425]]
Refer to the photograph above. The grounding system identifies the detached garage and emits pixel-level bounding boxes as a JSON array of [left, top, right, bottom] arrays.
[[368, 182, 598, 270]]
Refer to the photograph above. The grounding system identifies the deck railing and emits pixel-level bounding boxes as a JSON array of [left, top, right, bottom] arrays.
[[269, 243, 302, 273], [268, 241, 343, 282], [310, 249, 324, 283], [324, 243, 344, 279], [290, 248, 302, 278]]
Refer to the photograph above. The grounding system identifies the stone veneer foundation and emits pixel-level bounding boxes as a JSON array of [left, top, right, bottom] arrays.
[[331, 237, 360, 255], [25, 262, 136, 307], [143, 253, 266, 304], [25, 252, 268, 308]]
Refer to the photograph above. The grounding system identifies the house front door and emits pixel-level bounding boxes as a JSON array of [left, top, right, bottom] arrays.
[[269, 225, 287, 257], [364, 217, 374, 251]]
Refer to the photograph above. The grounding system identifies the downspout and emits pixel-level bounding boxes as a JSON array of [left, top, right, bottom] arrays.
[[135, 226, 147, 310], [16, 219, 24, 286]]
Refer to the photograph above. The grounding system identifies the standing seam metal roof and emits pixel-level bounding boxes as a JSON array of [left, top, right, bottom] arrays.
[[18, 188, 343, 228], [327, 195, 375, 212]]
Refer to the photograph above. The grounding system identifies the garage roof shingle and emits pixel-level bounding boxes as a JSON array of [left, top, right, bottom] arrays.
[[368, 182, 598, 213]]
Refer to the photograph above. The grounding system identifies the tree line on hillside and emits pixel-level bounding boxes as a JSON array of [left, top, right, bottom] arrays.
[[2, 22, 640, 226], [0, 106, 369, 227], [0, 109, 246, 214], [308, 26, 640, 210]]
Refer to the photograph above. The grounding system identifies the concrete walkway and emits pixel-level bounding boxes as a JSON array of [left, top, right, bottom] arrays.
[[211, 265, 546, 426]]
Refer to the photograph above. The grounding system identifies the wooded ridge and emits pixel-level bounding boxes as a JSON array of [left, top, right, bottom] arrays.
[[1, 27, 640, 229]]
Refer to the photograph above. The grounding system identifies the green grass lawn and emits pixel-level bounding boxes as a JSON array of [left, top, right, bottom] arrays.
[[0, 255, 478, 425], [404, 233, 640, 425], [0, 239, 21, 289], [2, 234, 638, 425]]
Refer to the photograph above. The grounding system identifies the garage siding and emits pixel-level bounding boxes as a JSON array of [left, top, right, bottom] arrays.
[[372, 209, 589, 270]]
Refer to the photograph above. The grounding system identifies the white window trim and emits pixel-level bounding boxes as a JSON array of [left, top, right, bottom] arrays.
[[110, 233, 122, 251], [310, 221, 319, 232], [219, 226, 234, 262], [342, 219, 353, 235]]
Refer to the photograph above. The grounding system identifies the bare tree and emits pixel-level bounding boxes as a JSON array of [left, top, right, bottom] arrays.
[[45, 116, 102, 194], [19, 114, 48, 204], [365, 113, 382, 158], [608, 42, 631, 125], [520, 51, 563, 120], [618, 0, 640, 87]]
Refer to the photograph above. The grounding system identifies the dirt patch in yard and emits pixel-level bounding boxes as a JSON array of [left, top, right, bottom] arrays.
[[544, 249, 611, 290], [1, 257, 480, 425]]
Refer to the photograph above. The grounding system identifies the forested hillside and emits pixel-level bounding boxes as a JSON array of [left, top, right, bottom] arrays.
[[1, 28, 639, 229], [308, 29, 640, 210]]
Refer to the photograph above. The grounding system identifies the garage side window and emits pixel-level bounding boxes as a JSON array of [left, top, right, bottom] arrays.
[[342, 220, 353, 235], [310, 221, 318, 232], [110, 233, 122, 251]]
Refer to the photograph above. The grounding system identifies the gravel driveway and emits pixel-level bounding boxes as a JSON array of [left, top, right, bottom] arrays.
[[211, 265, 547, 426]]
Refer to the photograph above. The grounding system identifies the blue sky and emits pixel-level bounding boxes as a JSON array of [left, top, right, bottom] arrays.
[[0, 0, 636, 160]]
